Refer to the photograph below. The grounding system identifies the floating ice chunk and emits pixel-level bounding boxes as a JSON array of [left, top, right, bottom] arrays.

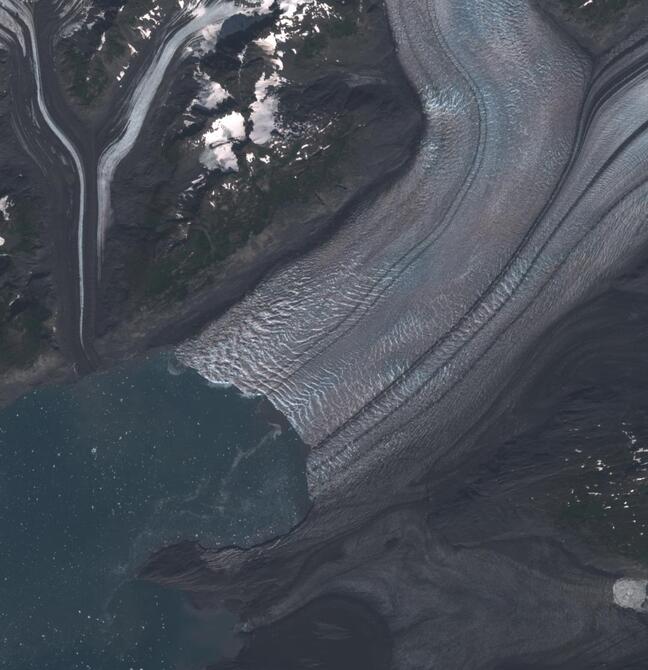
[[207, 379, 234, 389], [0, 236, 5, 247], [200, 112, 246, 172], [613, 579, 648, 611], [250, 72, 282, 145]]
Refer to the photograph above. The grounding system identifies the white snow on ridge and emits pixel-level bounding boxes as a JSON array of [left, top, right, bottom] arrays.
[[0, 195, 12, 221], [0, 193, 10, 242], [255, 33, 277, 55], [279, 0, 308, 19], [200, 112, 246, 172], [193, 0, 275, 54], [199, 81, 230, 108], [96, 0, 245, 263], [195, 72, 231, 109], [250, 72, 282, 145], [198, 22, 221, 52], [193, 0, 341, 173]]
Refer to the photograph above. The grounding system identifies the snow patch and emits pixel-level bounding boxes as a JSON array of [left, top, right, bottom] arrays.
[[195, 75, 231, 109], [0, 195, 12, 221], [613, 579, 648, 611], [199, 22, 222, 50], [255, 33, 277, 55], [200, 112, 246, 172], [279, 0, 308, 19], [250, 72, 282, 145]]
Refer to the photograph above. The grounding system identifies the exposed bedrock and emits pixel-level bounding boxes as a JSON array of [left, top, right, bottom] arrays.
[[167, 0, 648, 664]]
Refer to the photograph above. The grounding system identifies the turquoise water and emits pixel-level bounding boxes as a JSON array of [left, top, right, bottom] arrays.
[[0, 354, 309, 669]]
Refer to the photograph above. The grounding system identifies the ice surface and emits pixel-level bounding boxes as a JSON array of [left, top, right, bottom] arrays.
[[179, 0, 648, 503]]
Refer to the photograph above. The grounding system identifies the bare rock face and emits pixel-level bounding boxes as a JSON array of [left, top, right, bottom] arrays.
[[538, 0, 648, 53]]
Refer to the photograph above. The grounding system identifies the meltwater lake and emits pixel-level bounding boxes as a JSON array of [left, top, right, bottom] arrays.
[[0, 354, 309, 669]]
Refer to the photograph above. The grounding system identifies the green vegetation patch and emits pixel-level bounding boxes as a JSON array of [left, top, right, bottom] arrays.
[[58, 0, 178, 109], [0, 176, 53, 371], [0, 298, 52, 371]]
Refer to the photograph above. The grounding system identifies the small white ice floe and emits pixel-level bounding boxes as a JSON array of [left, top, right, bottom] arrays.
[[613, 578, 648, 611], [0, 236, 5, 247]]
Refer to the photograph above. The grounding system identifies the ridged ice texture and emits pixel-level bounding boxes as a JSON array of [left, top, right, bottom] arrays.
[[179, 0, 648, 499]]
